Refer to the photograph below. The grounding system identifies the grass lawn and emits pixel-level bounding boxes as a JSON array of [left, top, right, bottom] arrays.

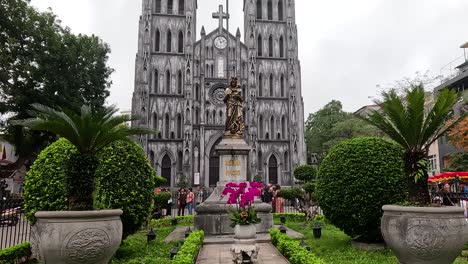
[[280, 219, 468, 264], [109, 226, 178, 264]]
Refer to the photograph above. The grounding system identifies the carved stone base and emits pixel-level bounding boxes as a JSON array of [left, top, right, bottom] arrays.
[[230, 239, 260, 264]]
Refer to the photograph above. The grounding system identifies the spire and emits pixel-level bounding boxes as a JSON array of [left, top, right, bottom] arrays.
[[236, 27, 241, 38], [201, 26, 205, 36]]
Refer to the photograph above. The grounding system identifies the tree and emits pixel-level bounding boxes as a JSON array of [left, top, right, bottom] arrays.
[[305, 100, 381, 160], [305, 101, 348, 159], [0, 0, 113, 165], [442, 152, 468, 172], [361, 85, 460, 205], [14, 104, 154, 210], [447, 115, 468, 150]]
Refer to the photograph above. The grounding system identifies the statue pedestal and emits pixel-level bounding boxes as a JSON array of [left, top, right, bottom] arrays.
[[194, 137, 272, 236]]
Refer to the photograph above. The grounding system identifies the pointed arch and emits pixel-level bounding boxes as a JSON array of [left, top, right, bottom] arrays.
[[153, 70, 158, 93], [178, 31, 184, 53], [259, 115, 264, 139], [257, 34, 262, 56], [176, 114, 182, 138], [166, 30, 172, 52], [178, 0, 184, 15], [177, 70, 182, 94], [161, 155, 172, 186], [195, 84, 200, 100], [267, 0, 273, 20], [268, 155, 278, 184], [256, 0, 262, 19], [278, 0, 284, 21], [149, 151, 155, 167], [164, 113, 170, 138], [258, 73, 263, 96], [258, 150, 263, 171], [284, 151, 289, 171], [155, 0, 161, 13], [177, 151, 183, 171], [167, 0, 173, 14], [268, 35, 273, 57], [208, 136, 223, 187], [280, 74, 285, 97], [212, 110, 216, 124], [155, 29, 160, 51], [166, 70, 171, 93], [152, 113, 158, 131], [269, 74, 274, 96], [270, 115, 274, 138], [281, 115, 286, 139], [194, 107, 199, 124], [279, 36, 284, 58]]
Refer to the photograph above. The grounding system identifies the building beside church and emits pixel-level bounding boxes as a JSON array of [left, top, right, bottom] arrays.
[[132, 0, 306, 187]]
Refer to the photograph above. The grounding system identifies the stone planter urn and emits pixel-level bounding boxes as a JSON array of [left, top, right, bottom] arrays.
[[234, 224, 257, 239], [381, 205, 468, 264], [32, 209, 123, 264], [231, 224, 259, 263]]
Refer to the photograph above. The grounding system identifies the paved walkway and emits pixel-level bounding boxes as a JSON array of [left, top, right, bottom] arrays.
[[196, 243, 289, 264]]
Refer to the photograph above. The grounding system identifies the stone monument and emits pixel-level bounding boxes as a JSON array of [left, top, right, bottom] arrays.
[[194, 77, 272, 236]]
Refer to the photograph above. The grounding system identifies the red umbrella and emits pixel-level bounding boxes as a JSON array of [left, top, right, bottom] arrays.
[[428, 172, 468, 182]]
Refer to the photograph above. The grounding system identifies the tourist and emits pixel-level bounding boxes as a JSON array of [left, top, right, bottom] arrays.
[[442, 183, 457, 206], [195, 186, 205, 206], [166, 189, 173, 217], [270, 185, 277, 213], [186, 187, 195, 215], [177, 188, 187, 216], [262, 182, 273, 204], [275, 185, 285, 213]]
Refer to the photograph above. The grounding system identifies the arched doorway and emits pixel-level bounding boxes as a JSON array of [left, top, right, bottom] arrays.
[[161, 155, 171, 186], [209, 138, 222, 187], [268, 155, 278, 184]]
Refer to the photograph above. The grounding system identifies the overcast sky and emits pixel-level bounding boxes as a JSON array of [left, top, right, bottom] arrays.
[[30, 0, 468, 116]]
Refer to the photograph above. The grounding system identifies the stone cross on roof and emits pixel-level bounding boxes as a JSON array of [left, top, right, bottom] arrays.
[[212, 5, 229, 35]]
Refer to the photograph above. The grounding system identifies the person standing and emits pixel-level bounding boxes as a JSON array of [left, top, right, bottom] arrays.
[[186, 188, 195, 215], [275, 185, 285, 213], [195, 186, 204, 206], [177, 188, 187, 216]]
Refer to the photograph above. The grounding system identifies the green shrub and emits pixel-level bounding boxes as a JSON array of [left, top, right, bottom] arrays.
[[315, 137, 405, 243], [94, 140, 156, 239], [24, 138, 76, 222], [0, 242, 31, 264], [278, 187, 303, 200], [154, 192, 171, 208], [150, 215, 194, 228], [273, 213, 306, 222], [269, 229, 324, 264], [172, 230, 204, 264], [24, 139, 156, 239], [293, 165, 317, 182]]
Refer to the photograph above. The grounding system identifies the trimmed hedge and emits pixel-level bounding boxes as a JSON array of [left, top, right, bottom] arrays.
[[150, 215, 194, 228], [273, 213, 306, 222], [24, 138, 157, 239], [293, 165, 317, 182], [154, 192, 171, 208], [0, 242, 31, 264], [269, 229, 324, 264], [94, 140, 157, 239], [172, 230, 204, 264], [315, 137, 405, 243]]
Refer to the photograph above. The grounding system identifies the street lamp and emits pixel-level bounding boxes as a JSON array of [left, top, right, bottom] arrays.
[[313, 225, 322, 239], [185, 227, 192, 238], [280, 215, 286, 224], [147, 228, 156, 243], [300, 240, 311, 251], [279, 225, 287, 234]]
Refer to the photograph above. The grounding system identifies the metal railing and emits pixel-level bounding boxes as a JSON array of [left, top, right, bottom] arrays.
[[0, 199, 31, 249]]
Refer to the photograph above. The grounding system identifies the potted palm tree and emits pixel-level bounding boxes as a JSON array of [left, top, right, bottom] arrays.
[[361, 85, 467, 264], [14, 104, 153, 264]]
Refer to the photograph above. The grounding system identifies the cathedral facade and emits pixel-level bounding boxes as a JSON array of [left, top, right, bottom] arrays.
[[132, 0, 306, 187]]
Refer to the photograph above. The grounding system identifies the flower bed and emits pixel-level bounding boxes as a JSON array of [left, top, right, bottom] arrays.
[[172, 230, 204, 264], [270, 229, 324, 264]]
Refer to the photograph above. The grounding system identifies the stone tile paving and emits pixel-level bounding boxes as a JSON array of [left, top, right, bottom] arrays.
[[196, 243, 290, 264]]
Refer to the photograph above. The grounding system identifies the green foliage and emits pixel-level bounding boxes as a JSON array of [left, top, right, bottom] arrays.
[[150, 215, 194, 228], [0, 0, 113, 162], [15, 104, 155, 210], [94, 140, 156, 239], [270, 229, 324, 264], [278, 187, 303, 200], [360, 85, 460, 204], [177, 175, 188, 188], [294, 165, 317, 182], [443, 152, 468, 172], [23, 138, 75, 222], [154, 176, 166, 187], [154, 192, 171, 208], [0, 242, 31, 264], [110, 227, 177, 264], [273, 213, 306, 223], [316, 137, 405, 243], [253, 175, 263, 183], [25, 139, 155, 238], [228, 207, 260, 227], [172, 230, 204, 264]]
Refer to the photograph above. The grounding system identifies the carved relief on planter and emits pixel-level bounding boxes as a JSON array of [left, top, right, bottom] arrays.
[[404, 220, 445, 260], [64, 228, 110, 264]]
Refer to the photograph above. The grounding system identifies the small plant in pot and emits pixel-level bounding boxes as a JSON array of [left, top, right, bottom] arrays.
[[360, 85, 467, 264], [14, 104, 153, 264]]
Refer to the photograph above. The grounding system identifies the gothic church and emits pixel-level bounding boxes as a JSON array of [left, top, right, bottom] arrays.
[[132, 0, 306, 187]]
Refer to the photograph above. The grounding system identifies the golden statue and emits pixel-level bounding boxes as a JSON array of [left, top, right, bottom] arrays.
[[224, 77, 245, 137]]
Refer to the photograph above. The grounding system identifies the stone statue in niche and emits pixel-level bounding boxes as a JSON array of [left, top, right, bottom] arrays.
[[224, 77, 245, 138]]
